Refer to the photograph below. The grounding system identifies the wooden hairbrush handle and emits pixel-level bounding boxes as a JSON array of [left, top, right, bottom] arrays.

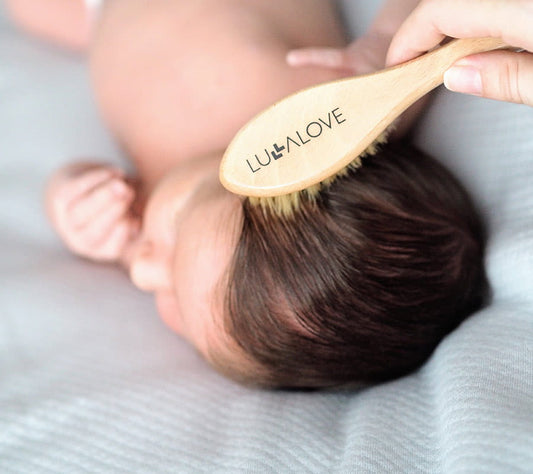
[[220, 37, 508, 198]]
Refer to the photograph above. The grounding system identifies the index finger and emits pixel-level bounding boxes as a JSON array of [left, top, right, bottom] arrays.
[[386, 0, 532, 66]]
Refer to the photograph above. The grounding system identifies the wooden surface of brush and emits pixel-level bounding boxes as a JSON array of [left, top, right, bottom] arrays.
[[219, 37, 508, 215]]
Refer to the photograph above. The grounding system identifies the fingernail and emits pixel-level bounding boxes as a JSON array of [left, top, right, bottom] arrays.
[[111, 179, 129, 197], [286, 51, 302, 66], [444, 65, 482, 96]]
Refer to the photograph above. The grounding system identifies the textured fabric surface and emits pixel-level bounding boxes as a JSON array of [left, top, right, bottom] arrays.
[[1, 1, 532, 472]]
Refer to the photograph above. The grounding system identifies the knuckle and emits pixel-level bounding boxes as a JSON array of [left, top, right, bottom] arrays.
[[500, 57, 524, 104], [111, 179, 132, 199]]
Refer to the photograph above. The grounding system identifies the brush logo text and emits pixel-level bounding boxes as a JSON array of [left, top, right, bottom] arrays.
[[245, 107, 346, 174]]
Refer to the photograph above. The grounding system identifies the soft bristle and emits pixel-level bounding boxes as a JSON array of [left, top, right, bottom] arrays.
[[249, 183, 323, 217], [249, 131, 390, 217]]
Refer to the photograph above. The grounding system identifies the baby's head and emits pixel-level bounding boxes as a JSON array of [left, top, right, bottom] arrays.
[[130, 143, 488, 389], [220, 142, 488, 387]]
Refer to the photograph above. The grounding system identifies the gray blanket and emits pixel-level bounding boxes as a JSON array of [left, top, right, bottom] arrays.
[[1, 1, 532, 472]]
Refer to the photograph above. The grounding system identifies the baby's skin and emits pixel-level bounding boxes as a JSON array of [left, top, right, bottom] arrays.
[[8, 0, 423, 369]]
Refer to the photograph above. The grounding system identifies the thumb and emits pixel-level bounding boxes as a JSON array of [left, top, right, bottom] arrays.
[[443, 50, 533, 106]]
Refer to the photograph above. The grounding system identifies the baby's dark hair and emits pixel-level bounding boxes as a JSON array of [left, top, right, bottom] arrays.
[[220, 142, 488, 388]]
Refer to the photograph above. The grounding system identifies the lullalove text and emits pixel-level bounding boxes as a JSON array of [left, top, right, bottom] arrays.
[[246, 107, 347, 174]]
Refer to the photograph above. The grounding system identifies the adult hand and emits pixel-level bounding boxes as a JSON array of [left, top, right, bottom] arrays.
[[286, 31, 390, 75], [386, 0, 533, 106]]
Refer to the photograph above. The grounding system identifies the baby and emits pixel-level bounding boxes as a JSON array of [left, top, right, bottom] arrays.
[[8, 0, 487, 388]]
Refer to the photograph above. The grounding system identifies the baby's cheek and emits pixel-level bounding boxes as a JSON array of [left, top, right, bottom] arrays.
[[155, 292, 183, 335]]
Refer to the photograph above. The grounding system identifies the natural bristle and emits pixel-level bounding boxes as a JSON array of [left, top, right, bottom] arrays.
[[248, 183, 323, 217], [248, 131, 390, 217]]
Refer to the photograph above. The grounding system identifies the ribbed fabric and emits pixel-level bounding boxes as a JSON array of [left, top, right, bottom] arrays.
[[1, 2, 532, 473]]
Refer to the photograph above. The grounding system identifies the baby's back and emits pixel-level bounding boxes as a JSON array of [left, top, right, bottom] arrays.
[[90, 0, 345, 183]]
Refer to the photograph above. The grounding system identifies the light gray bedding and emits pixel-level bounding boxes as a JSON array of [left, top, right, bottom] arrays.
[[1, 1, 532, 472]]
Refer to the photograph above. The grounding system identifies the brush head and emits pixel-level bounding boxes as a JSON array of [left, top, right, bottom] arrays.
[[247, 132, 389, 217], [219, 70, 406, 214], [220, 38, 508, 211]]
